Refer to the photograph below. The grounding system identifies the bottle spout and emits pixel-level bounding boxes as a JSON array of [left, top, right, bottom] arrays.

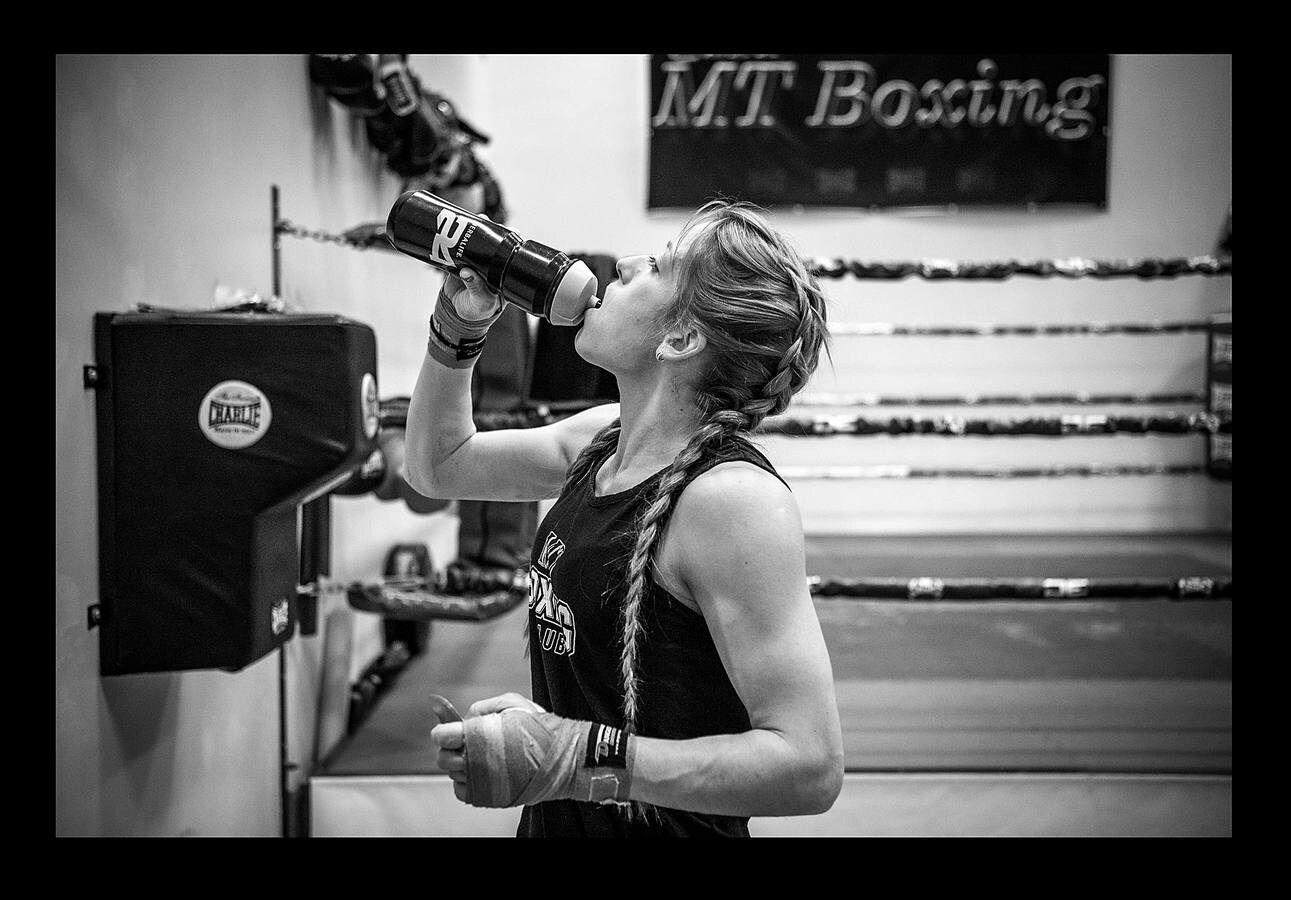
[[548, 260, 599, 326]]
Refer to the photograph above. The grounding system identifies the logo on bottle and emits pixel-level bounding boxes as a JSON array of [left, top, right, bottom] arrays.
[[199, 380, 272, 449], [430, 208, 471, 268]]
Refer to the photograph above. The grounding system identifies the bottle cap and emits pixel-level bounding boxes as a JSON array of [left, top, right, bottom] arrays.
[[548, 260, 599, 326]]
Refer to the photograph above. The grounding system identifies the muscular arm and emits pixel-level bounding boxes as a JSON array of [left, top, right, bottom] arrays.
[[628, 463, 845, 817], [432, 463, 844, 818]]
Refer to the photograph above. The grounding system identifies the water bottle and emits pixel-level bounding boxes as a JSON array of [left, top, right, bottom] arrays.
[[386, 190, 599, 326]]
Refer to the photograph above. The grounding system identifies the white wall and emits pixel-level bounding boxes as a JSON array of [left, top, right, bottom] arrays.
[[56, 53, 1231, 836], [55, 53, 462, 836], [437, 53, 1232, 533]]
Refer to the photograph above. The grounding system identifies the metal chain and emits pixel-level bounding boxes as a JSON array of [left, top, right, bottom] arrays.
[[275, 219, 375, 250]]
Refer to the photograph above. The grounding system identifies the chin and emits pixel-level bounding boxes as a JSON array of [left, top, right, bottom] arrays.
[[573, 328, 621, 376], [572, 325, 597, 365]]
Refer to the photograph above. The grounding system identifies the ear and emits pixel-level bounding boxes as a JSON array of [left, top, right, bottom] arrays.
[[657, 323, 706, 363]]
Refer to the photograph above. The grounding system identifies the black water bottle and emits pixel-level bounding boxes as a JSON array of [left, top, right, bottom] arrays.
[[386, 190, 599, 326]]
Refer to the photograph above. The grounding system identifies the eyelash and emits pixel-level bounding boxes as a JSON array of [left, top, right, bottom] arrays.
[[648, 256, 659, 271]]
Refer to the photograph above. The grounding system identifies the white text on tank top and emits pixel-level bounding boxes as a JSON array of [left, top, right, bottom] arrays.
[[529, 531, 576, 656]]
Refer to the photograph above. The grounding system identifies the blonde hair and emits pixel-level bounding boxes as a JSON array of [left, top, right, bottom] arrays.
[[561, 200, 831, 822]]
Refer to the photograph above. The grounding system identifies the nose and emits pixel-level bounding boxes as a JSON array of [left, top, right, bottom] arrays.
[[615, 255, 648, 284]]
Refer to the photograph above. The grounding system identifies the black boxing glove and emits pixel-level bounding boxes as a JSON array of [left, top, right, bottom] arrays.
[[308, 54, 384, 117]]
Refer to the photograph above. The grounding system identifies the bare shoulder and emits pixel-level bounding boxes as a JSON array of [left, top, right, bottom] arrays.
[[659, 459, 807, 616], [671, 461, 803, 554]]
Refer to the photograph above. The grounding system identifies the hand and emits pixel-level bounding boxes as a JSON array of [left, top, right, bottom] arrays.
[[437, 206, 500, 320], [429, 693, 634, 808], [466, 692, 548, 717], [440, 267, 504, 323], [427, 262, 507, 368], [430, 693, 548, 804]]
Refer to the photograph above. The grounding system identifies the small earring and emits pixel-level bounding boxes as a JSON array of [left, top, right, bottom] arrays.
[[655, 349, 665, 361]]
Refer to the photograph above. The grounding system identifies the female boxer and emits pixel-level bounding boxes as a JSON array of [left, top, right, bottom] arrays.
[[407, 200, 843, 837]]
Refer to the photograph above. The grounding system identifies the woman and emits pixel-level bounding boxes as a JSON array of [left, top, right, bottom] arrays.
[[409, 200, 844, 837]]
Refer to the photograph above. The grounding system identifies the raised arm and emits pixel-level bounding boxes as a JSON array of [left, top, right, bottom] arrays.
[[403, 268, 619, 502]]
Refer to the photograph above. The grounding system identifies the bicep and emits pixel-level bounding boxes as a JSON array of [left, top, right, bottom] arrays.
[[414, 402, 619, 502], [672, 470, 840, 743]]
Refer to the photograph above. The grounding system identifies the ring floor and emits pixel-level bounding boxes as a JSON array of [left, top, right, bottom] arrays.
[[312, 532, 1231, 837]]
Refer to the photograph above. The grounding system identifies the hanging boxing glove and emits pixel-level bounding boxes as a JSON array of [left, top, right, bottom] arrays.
[[376, 54, 420, 117], [308, 54, 384, 117]]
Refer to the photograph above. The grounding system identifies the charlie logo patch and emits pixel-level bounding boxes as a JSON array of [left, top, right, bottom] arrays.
[[529, 531, 576, 657], [199, 380, 271, 449], [361, 372, 379, 439]]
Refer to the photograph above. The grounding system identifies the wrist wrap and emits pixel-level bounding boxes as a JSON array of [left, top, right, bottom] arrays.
[[462, 709, 636, 808], [427, 288, 505, 369]]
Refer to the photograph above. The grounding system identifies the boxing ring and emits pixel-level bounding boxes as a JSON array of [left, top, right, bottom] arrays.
[[310, 531, 1230, 836], [274, 213, 1231, 836]]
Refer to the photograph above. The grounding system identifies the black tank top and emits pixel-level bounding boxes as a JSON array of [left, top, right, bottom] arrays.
[[517, 435, 790, 838]]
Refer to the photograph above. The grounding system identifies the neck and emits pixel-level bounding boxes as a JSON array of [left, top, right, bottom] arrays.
[[605, 373, 705, 482]]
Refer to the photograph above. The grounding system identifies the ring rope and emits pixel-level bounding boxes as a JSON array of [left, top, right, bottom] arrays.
[[276, 223, 1230, 284], [758, 412, 1230, 437], [808, 575, 1231, 601], [829, 320, 1212, 337], [320, 571, 1229, 618], [776, 463, 1207, 479], [808, 255, 1231, 281], [470, 408, 1228, 438], [793, 391, 1207, 408]]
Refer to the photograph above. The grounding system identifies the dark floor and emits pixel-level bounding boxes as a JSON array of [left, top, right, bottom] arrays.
[[321, 532, 1232, 776]]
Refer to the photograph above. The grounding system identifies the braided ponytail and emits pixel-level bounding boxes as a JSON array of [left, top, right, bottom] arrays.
[[633, 197, 829, 772], [561, 418, 622, 496]]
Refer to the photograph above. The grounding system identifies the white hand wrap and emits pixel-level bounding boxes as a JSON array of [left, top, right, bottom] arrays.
[[462, 708, 636, 808]]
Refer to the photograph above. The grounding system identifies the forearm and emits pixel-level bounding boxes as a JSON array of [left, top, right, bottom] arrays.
[[404, 269, 506, 497], [403, 350, 477, 496], [628, 728, 842, 818]]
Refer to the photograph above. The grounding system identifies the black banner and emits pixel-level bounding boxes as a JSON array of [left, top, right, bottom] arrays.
[[648, 54, 1110, 210]]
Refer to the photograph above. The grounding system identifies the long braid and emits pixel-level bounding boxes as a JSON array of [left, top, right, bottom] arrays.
[[525, 419, 623, 658], [614, 411, 749, 824], [562, 418, 622, 495], [617, 415, 742, 729], [614, 204, 830, 824]]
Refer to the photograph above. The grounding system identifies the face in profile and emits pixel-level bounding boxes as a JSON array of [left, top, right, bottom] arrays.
[[575, 232, 696, 375]]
